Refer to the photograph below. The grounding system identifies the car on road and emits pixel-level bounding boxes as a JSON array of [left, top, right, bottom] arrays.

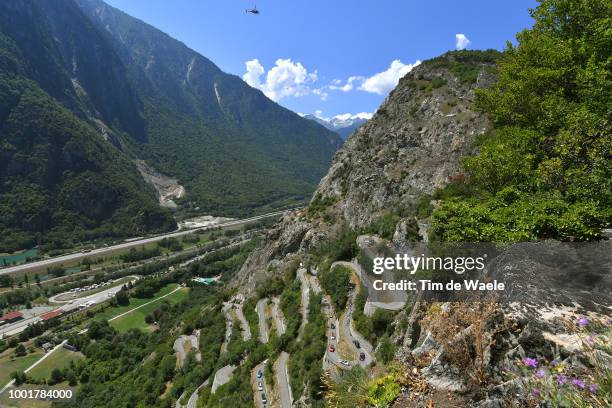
[[359, 352, 366, 361], [328, 345, 335, 352], [258, 381, 263, 391], [330, 332, 336, 340], [353, 340, 361, 348], [330, 322, 335, 329], [340, 360, 350, 366], [256, 370, 263, 379], [261, 393, 267, 405]]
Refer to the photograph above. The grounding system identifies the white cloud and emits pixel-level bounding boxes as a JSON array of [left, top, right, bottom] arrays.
[[327, 60, 420, 96], [333, 112, 373, 121], [328, 75, 365, 92], [358, 60, 421, 95], [312, 87, 329, 101], [243, 58, 322, 101], [455, 34, 471, 50]]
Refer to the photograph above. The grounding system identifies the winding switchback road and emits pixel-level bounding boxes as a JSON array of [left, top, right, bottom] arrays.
[[275, 352, 293, 408], [234, 302, 252, 341]]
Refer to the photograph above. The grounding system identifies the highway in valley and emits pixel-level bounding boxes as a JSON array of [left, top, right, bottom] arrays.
[[0, 209, 292, 277]]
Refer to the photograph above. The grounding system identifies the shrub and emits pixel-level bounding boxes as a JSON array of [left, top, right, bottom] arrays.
[[14, 343, 26, 356], [319, 265, 351, 311], [376, 334, 397, 364], [430, 77, 447, 88], [422, 302, 507, 388]]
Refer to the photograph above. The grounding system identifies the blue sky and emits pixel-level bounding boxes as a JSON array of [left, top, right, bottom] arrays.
[[105, 0, 537, 120]]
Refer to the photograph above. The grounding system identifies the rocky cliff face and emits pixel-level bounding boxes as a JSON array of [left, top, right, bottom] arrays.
[[234, 51, 498, 291], [316, 54, 495, 230]]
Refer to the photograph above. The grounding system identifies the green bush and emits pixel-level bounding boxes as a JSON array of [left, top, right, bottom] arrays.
[[319, 265, 351, 311], [430, 77, 447, 89]]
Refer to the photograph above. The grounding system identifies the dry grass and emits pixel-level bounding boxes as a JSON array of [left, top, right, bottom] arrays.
[[421, 302, 507, 389]]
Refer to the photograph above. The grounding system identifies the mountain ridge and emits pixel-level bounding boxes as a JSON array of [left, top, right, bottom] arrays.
[[0, 0, 341, 252], [76, 0, 342, 215], [303, 113, 369, 140]]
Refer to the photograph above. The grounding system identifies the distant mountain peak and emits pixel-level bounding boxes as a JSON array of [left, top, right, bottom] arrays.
[[302, 113, 370, 140]]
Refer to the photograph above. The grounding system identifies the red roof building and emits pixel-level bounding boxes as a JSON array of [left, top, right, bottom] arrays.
[[41, 310, 63, 321], [0, 311, 24, 323]]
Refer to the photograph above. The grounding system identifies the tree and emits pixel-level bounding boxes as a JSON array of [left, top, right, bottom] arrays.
[[47, 265, 65, 278], [0, 275, 12, 288], [115, 288, 129, 306], [66, 371, 77, 386], [432, 0, 612, 242], [14, 343, 26, 357], [79, 369, 90, 383], [160, 355, 176, 381], [11, 371, 27, 385], [50, 368, 64, 385]]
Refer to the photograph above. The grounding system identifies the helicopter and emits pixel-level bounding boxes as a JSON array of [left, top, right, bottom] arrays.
[[246, 5, 259, 14]]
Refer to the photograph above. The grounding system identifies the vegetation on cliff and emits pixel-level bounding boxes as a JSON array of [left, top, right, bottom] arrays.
[[432, 0, 611, 242]]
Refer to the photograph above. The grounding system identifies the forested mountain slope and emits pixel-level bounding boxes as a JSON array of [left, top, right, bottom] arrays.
[[0, 0, 340, 252], [76, 0, 341, 215], [0, 27, 174, 252]]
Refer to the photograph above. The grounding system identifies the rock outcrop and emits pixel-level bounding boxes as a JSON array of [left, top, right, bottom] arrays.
[[233, 51, 499, 293]]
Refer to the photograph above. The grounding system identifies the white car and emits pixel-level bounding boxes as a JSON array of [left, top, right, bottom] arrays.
[[257, 381, 263, 391], [340, 360, 350, 366]]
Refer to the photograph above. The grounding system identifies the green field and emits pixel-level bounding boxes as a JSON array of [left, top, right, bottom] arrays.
[[0, 350, 44, 388], [27, 348, 84, 382], [110, 288, 188, 332], [82, 284, 188, 332]]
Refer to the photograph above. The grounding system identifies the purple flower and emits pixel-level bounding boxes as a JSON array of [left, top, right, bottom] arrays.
[[532, 388, 541, 398], [586, 335, 595, 345], [572, 378, 586, 389], [577, 317, 589, 328], [550, 359, 559, 367], [536, 368, 546, 378], [556, 374, 568, 385], [522, 357, 538, 368], [588, 383, 598, 393]]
